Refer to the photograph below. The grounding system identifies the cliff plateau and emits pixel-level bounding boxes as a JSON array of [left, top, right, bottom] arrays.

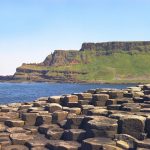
[[12, 41, 150, 83]]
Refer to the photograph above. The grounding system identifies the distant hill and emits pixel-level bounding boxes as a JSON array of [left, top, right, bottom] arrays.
[[12, 41, 150, 83]]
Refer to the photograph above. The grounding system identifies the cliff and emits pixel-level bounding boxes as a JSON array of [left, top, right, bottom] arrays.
[[12, 41, 150, 83]]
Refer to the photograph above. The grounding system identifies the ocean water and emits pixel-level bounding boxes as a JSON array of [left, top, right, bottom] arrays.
[[0, 82, 136, 104]]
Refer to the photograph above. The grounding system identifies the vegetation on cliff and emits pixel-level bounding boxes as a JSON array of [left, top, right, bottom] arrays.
[[13, 41, 150, 83]]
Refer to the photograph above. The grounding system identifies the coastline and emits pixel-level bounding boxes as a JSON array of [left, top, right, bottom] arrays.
[[0, 83, 150, 149], [0, 79, 145, 85]]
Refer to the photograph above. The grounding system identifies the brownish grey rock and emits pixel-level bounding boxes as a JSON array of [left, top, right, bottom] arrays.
[[87, 108, 108, 116], [48, 96, 61, 103], [86, 116, 118, 138], [81, 137, 115, 150], [92, 94, 109, 106], [46, 127, 64, 140], [3, 145, 28, 150], [22, 113, 38, 126], [63, 129, 86, 142], [5, 119, 24, 127], [38, 124, 59, 134], [10, 133, 34, 145], [52, 110, 68, 123], [45, 103, 62, 113], [46, 140, 81, 150], [61, 95, 78, 106], [74, 93, 92, 100], [119, 115, 146, 140], [36, 114, 52, 126]]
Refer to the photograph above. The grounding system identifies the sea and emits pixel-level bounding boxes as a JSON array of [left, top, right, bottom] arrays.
[[0, 82, 136, 104]]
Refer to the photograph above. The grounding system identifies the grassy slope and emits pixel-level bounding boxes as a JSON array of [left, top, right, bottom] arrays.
[[20, 51, 150, 83]]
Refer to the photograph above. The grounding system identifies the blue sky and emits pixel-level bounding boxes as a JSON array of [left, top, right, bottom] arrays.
[[0, 0, 150, 75]]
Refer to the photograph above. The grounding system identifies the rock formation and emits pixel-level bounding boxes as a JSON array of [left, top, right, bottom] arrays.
[[1, 84, 150, 149], [3, 41, 150, 83]]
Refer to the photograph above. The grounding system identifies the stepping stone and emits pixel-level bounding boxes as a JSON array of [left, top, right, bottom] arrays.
[[63, 129, 86, 142], [78, 100, 90, 105], [66, 115, 85, 129], [0, 123, 6, 132], [86, 116, 118, 138], [0, 116, 10, 122], [116, 140, 130, 149], [92, 94, 109, 106], [74, 93, 92, 100], [10, 133, 34, 145], [109, 90, 124, 99], [38, 124, 59, 134], [127, 87, 141, 92], [25, 139, 48, 149], [48, 96, 61, 103], [24, 126, 38, 134], [119, 115, 146, 140], [45, 103, 62, 113], [81, 105, 95, 115], [5, 119, 24, 127], [103, 145, 123, 150], [46, 128, 64, 140], [0, 132, 10, 138], [69, 108, 81, 115], [52, 110, 68, 123], [87, 108, 108, 116], [36, 114, 52, 126], [61, 95, 78, 106], [107, 104, 122, 110], [3, 145, 28, 150], [133, 97, 144, 103], [46, 140, 81, 150], [22, 113, 38, 126], [7, 127, 31, 134], [33, 101, 47, 107], [81, 137, 115, 150], [0, 136, 11, 146]]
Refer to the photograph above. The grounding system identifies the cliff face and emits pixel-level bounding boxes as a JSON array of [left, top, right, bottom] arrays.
[[12, 41, 150, 83], [80, 41, 150, 51], [42, 50, 80, 66]]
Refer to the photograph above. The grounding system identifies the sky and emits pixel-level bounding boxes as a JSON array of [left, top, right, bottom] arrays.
[[0, 0, 150, 75]]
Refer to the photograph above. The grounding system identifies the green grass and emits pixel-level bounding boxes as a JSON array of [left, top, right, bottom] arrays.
[[19, 51, 150, 83]]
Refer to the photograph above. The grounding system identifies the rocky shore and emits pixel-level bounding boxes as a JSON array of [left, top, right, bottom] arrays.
[[1, 84, 150, 149]]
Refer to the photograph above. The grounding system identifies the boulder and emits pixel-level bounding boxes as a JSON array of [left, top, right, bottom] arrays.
[[63, 129, 86, 142], [61, 95, 78, 106], [25, 139, 48, 149], [45, 103, 62, 113], [36, 114, 52, 126], [109, 90, 124, 99], [7, 127, 31, 134], [0, 123, 6, 132], [5, 119, 24, 127], [81, 137, 115, 150], [38, 124, 59, 134], [10, 133, 34, 145], [52, 110, 68, 123], [22, 113, 38, 126], [3, 145, 28, 150], [92, 94, 109, 106], [119, 115, 146, 140], [46, 140, 81, 150], [65, 115, 85, 129], [48, 96, 61, 103], [87, 108, 108, 116], [46, 128, 64, 140], [86, 116, 118, 138], [74, 93, 92, 100], [81, 105, 95, 115]]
